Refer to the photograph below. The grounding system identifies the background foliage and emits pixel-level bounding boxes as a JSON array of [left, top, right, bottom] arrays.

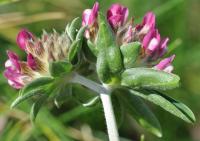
[[0, 0, 200, 141]]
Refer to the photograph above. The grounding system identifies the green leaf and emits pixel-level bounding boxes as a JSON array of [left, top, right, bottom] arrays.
[[96, 51, 111, 83], [49, 61, 73, 77], [66, 17, 81, 41], [112, 94, 125, 128], [68, 40, 80, 62], [82, 96, 100, 107], [129, 89, 196, 123], [121, 68, 180, 90], [106, 45, 123, 74], [117, 89, 162, 137], [76, 26, 86, 41], [11, 77, 54, 108], [30, 94, 48, 122], [120, 42, 141, 68], [96, 12, 114, 50], [87, 40, 98, 56], [96, 13, 123, 74], [11, 89, 44, 108], [21, 77, 54, 95]]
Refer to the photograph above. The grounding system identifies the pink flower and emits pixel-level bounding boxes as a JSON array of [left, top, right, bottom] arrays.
[[155, 55, 175, 73], [107, 4, 129, 31], [142, 28, 169, 59], [4, 51, 24, 89], [142, 29, 160, 54], [137, 12, 155, 36], [17, 29, 34, 50], [82, 2, 99, 39]]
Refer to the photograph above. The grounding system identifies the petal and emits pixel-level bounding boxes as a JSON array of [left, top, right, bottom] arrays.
[[155, 55, 175, 71], [16, 29, 34, 50], [142, 12, 155, 29], [27, 54, 37, 70], [6, 50, 21, 71]]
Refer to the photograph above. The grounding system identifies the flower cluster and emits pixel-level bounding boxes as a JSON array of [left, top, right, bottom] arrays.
[[82, 2, 175, 73], [4, 29, 71, 89]]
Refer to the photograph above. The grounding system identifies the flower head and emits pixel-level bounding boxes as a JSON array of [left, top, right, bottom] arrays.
[[4, 29, 72, 89], [107, 4, 129, 31]]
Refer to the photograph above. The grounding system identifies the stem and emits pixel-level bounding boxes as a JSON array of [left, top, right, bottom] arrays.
[[70, 73, 109, 94], [70, 73, 119, 141], [100, 93, 119, 141]]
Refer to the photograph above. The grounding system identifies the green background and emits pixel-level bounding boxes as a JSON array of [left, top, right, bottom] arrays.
[[0, 0, 200, 141]]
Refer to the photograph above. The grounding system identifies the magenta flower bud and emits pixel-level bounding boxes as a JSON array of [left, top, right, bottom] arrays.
[[155, 55, 175, 73], [82, 2, 99, 39], [142, 28, 160, 54], [17, 29, 34, 50], [158, 37, 169, 57], [27, 54, 37, 70], [5, 51, 21, 71], [137, 12, 155, 35], [107, 4, 129, 31]]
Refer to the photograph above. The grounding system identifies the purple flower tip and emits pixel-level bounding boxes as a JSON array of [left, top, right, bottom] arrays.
[[136, 11, 155, 37], [155, 55, 175, 73], [82, 2, 99, 26], [27, 54, 37, 70], [107, 3, 129, 31], [17, 29, 34, 50]]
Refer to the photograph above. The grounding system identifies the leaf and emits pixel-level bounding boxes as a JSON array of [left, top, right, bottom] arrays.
[[21, 77, 54, 95], [96, 51, 111, 83], [121, 68, 180, 90], [96, 13, 123, 74], [96, 12, 114, 50], [82, 96, 100, 107], [11, 89, 44, 108], [117, 89, 162, 137], [120, 42, 141, 68], [129, 89, 196, 123], [76, 26, 86, 41], [68, 40, 80, 62], [112, 94, 125, 128], [11, 77, 54, 108], [30, 94, 48, 122], [49, 61, 73, 77], [87, 40, 98, 56], [66, 17, 81, 41]]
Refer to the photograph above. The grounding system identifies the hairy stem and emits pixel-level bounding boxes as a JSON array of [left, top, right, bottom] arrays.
[[70, 73, 119, 141]]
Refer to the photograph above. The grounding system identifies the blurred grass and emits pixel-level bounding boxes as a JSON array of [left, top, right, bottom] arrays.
[[0, 0, 200, 141]]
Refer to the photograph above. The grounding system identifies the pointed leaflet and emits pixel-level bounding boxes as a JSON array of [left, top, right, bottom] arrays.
[[66, 17, 81, 41], [11, 77, 54, 108], [129, 89, 196, 123], [116, 89, 162, 137], [121, 68, 180, 90]]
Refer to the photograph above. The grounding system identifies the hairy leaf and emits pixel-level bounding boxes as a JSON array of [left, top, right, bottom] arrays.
[[129, 89, 196, 123], [120, 42, 141, 68], [122, 68, 180, 90]]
